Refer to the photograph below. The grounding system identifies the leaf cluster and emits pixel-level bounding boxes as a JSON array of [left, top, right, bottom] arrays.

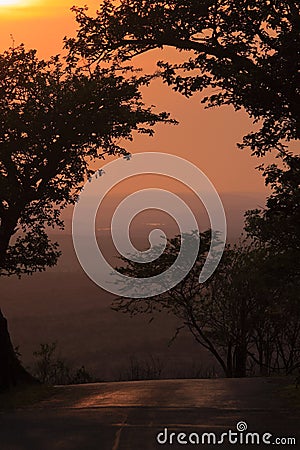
[[0, 45, 173, 275], [67, 0, 300, 155]]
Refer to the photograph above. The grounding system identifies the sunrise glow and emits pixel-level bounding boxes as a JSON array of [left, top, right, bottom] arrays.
[[0, 0, 37, 10], [0, 0, 39, 19], [0, 0, 22, 5]]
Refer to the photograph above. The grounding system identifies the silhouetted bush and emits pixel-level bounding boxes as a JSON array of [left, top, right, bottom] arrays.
[[118, 354, 164, 381], [32, 342, 93, 385]]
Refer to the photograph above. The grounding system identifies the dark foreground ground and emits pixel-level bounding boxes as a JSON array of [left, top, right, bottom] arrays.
[[0, 378, 299, 450]]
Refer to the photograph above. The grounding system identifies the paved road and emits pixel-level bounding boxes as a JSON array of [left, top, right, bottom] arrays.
[[0, 378, 298, 449]]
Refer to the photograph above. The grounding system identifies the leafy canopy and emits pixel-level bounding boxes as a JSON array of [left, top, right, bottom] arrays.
[[245, 153, 300, 251], [67, 0, 300, 156], [0, 45, 172, 276]]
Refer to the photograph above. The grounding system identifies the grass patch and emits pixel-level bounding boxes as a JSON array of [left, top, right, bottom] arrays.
[[0, 384, 56, 410]]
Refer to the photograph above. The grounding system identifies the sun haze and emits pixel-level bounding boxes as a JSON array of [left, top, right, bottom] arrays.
[[0, 0, 33, 9], [0, 0, 41, 20], [0, 0, 22, 5]]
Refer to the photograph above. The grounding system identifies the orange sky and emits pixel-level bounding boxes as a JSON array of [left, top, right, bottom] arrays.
[[0, 0, 284, 196]]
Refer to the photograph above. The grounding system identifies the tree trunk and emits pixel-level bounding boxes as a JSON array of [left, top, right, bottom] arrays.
[[226, 342, 233, 378], [0, 309, 37, 391], [233, 343, 247, 378]]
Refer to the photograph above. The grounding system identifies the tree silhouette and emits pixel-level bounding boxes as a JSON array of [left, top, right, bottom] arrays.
[[67, 0, 300, 378], [113, 232, 249, 377], [245, 153, 300, 374], [0, 45, 172, 389], [67, 0, 299, 156], [114, 233, 300, 377], [113, 156, 300, 376], [245, 153, 300, 253]]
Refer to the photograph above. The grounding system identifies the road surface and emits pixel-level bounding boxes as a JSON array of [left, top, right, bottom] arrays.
[[0, 378, 298, 449]]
